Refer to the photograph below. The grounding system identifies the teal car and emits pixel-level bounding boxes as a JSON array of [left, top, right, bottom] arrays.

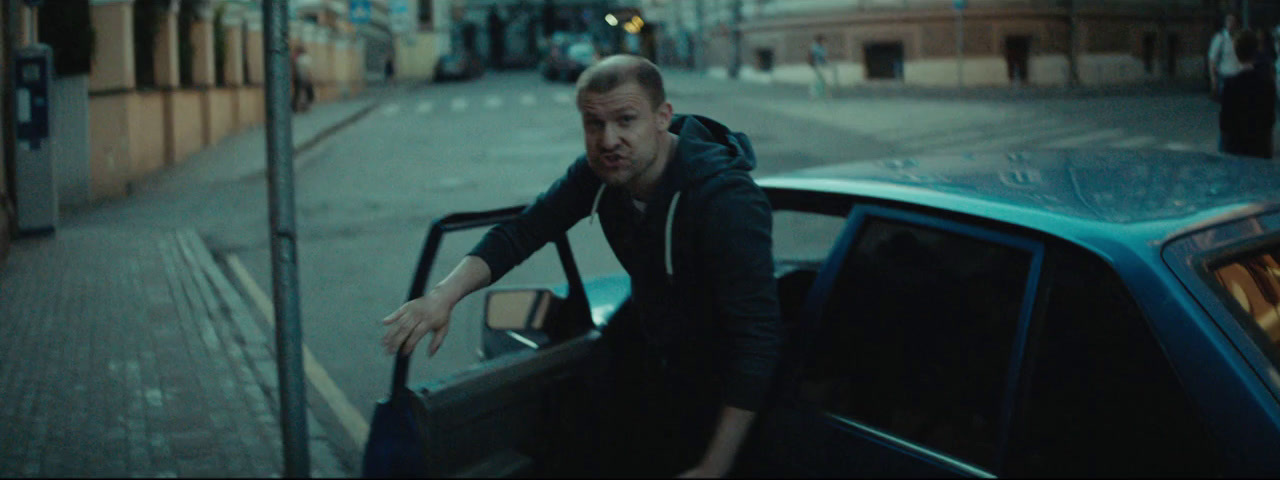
[[365, 150, 1280, 477]]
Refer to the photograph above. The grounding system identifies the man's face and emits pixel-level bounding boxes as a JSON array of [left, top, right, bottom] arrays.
[[1227, 15, 1239, 31], [578, 81, 673, 189]]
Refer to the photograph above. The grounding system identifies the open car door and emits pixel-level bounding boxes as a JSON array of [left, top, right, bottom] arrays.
[[362, 206, 604, 477]]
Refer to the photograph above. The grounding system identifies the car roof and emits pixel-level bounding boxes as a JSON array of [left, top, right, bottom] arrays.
[[759, 149, 1280, 251]]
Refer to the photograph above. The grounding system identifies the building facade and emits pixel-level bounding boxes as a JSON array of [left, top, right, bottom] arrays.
[[641, 0, 1225, 88], [0, 0, 368, 211]]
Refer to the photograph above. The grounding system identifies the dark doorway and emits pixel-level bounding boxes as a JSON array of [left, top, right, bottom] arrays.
[[1166, 34, 1180, 77], [1142, 33, 1157, 74], [1005, 35, 1031, 84], [756, 48, 775, 72], [864, 42, 904, 80], [462, 22, 479, 53]]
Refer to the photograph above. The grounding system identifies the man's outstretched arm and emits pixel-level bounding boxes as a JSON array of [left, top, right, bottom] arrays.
[[381, 255, 492, 356], [680, 406, 757, 478]]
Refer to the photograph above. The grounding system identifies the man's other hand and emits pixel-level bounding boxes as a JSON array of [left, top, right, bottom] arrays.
[[381, 291, 452, 357]]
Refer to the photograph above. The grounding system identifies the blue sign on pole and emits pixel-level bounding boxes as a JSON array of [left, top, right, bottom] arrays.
[[954, 0, 967, 9], [350, 0, 372, 24]]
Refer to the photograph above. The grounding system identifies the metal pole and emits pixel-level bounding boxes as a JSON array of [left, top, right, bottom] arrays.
[[694, 0, 704, 72], [1243, 0, 1251, 29], [262, 0, 309, 477], [2, 0, 16, 210], [956, 8, 964, 87], [729, 0, 741, 79], [1067, 0, 1079, 87]]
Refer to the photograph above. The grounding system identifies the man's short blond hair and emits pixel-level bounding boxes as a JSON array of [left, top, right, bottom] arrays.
[[575, 55, 667, 110]]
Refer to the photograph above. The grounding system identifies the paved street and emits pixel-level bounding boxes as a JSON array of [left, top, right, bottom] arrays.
[[8, 68, 1238, 475]]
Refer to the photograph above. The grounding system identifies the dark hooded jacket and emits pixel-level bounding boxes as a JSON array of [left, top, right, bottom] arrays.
[[469, 114, 782, 411]]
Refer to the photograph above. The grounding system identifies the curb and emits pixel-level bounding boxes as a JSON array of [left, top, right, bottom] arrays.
[[234, 100, 386, 184], [296, 83, 417, 157], [295, 102, 383, 158], [174, 229, 354, 477], [0, 194, 11, 272]]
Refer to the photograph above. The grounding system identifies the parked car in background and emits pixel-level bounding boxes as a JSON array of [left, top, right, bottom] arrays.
[[367, 150, 1280, 477], [434, 50, 485, 82], [540, 33, 597, 83]]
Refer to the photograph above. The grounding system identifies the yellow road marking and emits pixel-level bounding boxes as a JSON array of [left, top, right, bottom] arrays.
[[225, 254, 371, 448]]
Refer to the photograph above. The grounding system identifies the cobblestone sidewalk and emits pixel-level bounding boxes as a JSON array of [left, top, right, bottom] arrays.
[[0, 227, 349, 477]]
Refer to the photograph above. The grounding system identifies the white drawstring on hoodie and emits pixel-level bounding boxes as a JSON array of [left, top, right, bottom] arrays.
[[588, 184, 682, 280]]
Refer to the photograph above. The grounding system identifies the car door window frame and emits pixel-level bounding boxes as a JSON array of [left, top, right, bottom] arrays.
[[792, 203, 1046, 477]]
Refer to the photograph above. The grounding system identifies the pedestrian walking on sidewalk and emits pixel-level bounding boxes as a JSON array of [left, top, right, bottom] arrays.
[[292, 46, 315, 113], [1220, 30, 1276, 159], [379, 55, 782, 477], [810, 34, 832, 100], [384, 54, 396, 85], [1209, 13, 1244, 101]]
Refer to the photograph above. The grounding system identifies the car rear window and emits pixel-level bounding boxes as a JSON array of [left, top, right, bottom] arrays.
[[1210, 244, 1280, 367]]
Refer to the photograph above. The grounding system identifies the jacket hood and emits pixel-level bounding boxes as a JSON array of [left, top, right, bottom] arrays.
[[665, 114, 756, 190]]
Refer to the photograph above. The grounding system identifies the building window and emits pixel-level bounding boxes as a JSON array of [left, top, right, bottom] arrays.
[[1142, 32, 1157, 74], [134, 0, 164, 88], [755, 48, 774, 72], [863, 42, 904, 80], [178, 4, 197, 86], [38, 0, 93, 77], [1004, 36, 1031, 84], [419, 0, 433, 30]]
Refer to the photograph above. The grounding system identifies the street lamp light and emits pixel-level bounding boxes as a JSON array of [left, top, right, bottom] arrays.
[[605, 13, 617, 26]]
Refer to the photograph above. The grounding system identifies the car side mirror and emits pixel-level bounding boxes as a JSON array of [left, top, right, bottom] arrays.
[[485, 288, 560, 331]]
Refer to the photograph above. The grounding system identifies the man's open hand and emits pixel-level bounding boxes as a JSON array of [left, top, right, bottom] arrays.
[[381, 292, 452, 357]]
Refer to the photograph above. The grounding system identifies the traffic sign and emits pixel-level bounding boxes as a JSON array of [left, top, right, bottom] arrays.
[[954, 0, 967, 9], [390, 0, 409, 14], [350, 0, 372, 24]]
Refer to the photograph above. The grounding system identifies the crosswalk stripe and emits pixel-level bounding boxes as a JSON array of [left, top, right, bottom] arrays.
[[900, 117, 1064, 151], [1107, 135, 1157, 148], [484, 96, 503, 108], [874, 112, 1040, 144], [1164, 141, 1195, 151], [929, 123, 1101, 154], [553, 92, 572, 104], [380, 104, 401, 116], [416, 101, 434, 113], [520, 94, 537, 106], [1039, 128, 1126, 148], [451, 98, 468, 111]]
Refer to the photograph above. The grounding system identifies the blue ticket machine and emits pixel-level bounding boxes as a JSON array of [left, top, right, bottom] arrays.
[[13, 43, 56, 234]]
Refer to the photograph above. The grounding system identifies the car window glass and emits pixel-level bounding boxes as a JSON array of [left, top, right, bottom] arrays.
[[1008, 247, 1221, 477], [799, 216, 1032, 469], [773, 210, 848, 264], [410, 227, 581, 385], [1209, 242, 1280, 369]]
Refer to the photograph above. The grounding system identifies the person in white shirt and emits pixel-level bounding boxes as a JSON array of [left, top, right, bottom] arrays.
[[291, 46, 315, 113], [1209, 13, 1243, 99]]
